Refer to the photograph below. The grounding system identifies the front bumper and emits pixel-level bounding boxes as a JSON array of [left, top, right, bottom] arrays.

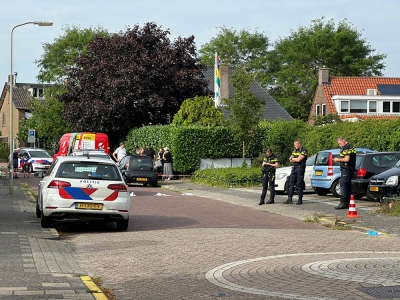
[[368, 185, 399, 198]]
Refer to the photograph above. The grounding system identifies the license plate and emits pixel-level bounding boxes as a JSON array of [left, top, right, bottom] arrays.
[[369, 186, 379, 192], [137, 178, 147, 181], [75, 203, 103, 210], [315, 171, 323, 176]]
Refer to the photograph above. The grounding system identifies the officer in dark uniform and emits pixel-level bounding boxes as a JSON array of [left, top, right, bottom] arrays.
[[284, 139, 308, 205], [259, 148, 279, 205], [333, 137, 356, 209]]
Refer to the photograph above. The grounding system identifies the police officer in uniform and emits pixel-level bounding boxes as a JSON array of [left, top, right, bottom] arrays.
[[333, 137, 356, 209], [259, 148, 279, 205], [284, 139, 308, 205]]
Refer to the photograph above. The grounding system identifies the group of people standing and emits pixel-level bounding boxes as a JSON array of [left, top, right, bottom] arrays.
[[112, 142, 173, 180], [259, 137, 355, 210]]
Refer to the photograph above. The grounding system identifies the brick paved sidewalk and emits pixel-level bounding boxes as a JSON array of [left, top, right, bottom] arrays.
[[0, 182, 98, 299]]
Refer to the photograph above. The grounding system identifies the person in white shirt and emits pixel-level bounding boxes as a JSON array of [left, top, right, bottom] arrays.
[[113, 142, 127, 162]]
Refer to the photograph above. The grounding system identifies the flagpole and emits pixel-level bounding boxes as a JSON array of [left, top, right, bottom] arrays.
[[214, 52, 220, 108]]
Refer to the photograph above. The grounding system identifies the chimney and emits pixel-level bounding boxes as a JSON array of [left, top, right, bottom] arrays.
[[220, 63, 229, 104], [318, 67, 329, 85]]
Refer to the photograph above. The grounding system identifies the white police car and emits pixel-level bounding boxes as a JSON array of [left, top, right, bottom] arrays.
[[274, 155, 316, 194], [35, 156, 130, 230], [18, 148, 53, 172]]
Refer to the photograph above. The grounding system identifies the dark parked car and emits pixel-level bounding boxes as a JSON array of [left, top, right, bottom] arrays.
[[118, 155, 158, 187], [352, 152, 400, 200], [368, 159, 400, 200]]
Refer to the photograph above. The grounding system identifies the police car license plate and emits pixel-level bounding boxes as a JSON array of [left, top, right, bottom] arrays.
[[369, 186, 379, 192], [137, 178, 147, 181], [75, 203, 103, 210], [315, 171, 323, 176]]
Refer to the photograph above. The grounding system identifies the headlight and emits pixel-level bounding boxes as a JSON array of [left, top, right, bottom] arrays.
[[386, 176, 398, 186], [275, 173, 288, 180]]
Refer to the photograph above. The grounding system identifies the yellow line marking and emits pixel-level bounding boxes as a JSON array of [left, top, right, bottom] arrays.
[[80, 275, 108, 300]]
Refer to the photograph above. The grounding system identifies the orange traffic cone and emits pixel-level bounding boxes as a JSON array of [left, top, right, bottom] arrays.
[[346, 194, 359, 218]]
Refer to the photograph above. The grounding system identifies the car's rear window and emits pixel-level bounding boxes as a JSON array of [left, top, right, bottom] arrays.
[[128, 156, 154, 169], [371, 154, 399, 168], [315, 152, 340, 166], [58, 162, 121, 180]]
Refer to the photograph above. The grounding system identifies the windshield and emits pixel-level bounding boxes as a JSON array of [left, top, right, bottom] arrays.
[[58, 162, 121, 180], [28, 150, 52, 158]]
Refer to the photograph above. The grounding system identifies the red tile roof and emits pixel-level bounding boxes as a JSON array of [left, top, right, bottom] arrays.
[[339, 114, 400, 121], [323, 77, 400, 117]]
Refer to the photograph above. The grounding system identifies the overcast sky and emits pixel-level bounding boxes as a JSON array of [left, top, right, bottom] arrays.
[[1, 0, 399, 84]]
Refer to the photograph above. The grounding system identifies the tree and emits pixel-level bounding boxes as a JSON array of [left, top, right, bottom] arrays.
[[23, 26, 110, 148], [171, 96, 225, 126], [224, 66, 263, 165], [36, 25, 110, 84], [198, 26, 270, 75], [18, 88, 71, 148], [263, 17, 386, 121], [59, 22, 209, 146]]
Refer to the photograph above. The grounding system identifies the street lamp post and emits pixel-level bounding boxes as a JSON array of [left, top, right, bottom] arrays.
[[9, 21, 53, 195]]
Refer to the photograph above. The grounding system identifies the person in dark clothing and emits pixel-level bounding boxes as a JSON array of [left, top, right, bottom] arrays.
[[144, 144, 156, 162], [162, 147, 173, 180], [259, 149, 279, 205], [284, 139, 308, 205], [333, 137, 356, 210], [12, 148, 21, 179]]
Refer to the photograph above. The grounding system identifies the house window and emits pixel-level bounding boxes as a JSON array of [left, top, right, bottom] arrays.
[[350, 101, 367, 113], [394, 102, 400, 113], [315, 104, 320, 116], [322, 104, 326, 116], [32, 88, 44, 98], [340, 101, 349, 113], [2, 113, 5, 127], [383, 102, 390, 113], [368, 101, 377, 113]]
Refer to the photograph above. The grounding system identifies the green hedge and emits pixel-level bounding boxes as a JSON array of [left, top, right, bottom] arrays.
[[125, 118, 400, 174]]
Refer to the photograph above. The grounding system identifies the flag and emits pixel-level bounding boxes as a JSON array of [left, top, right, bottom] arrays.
[[214, 52, 220, 107]]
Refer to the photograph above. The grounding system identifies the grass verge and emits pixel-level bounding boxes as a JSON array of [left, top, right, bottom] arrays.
[[304, 213, 350, 230]]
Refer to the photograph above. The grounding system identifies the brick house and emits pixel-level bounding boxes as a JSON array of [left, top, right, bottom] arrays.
[[0, 82, 50, 149], [308, 68, 400, 125]]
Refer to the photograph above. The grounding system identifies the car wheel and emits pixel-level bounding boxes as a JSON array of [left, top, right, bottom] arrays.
[[152, 181, 158, 187], [116, 218, 129, 231], [314, 187, 329, 196], [35, 201, 41, 218], [331, 180, 341, 198], [143, 183, 148, 187], [366, 190, 379, 201], [40, 211, 52, 228], [285, 179, 300, 194]]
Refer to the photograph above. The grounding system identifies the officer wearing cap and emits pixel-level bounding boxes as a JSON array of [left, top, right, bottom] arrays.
[[259, 148, 279, 205], [284, 139, 308, 205], [333, 137, 356, 209]]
